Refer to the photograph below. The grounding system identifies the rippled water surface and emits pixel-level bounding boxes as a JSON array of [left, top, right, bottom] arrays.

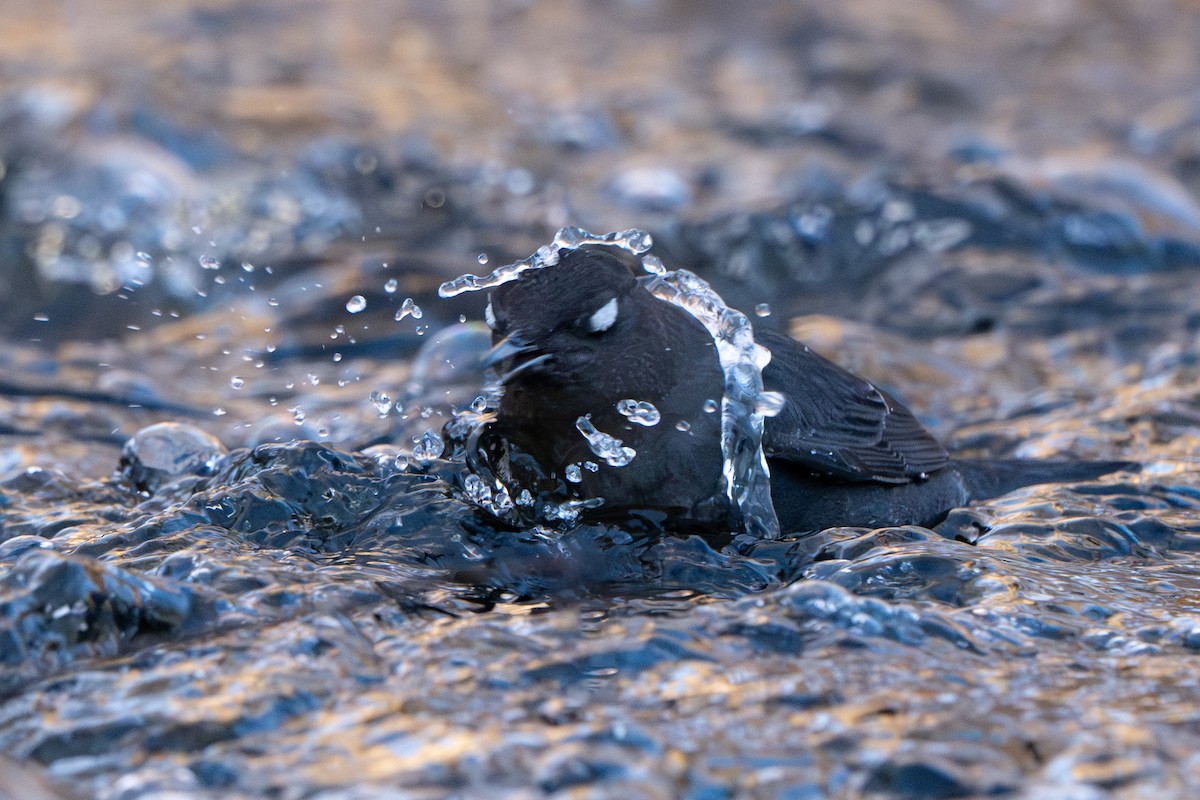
[[3, 2, 1200, 798]]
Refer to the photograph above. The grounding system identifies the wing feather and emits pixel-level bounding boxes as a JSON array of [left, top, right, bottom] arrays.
[[756, 328, 948, 483]]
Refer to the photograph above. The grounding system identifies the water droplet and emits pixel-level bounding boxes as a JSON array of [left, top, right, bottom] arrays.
[[576, 415, 635, 467], [754, 303, 771, 317], [291, 406, 306, 424], [675, 420, 691, 432], [490, 484, 514, 515], [703, 399, 719, 413], [395, 297, 422, 321], [565, 464, 583, 483], [554, 227, 587, 249], [369, 391, 393, 416], [755, 391, 786, 417], [630, 231, 655, 253], [616, 399, 661, 427], [346, 295, 367, 313], [584, 461, 599, 472], [464, 473, 491, 505], [199, 255, 220, 270], [641, 255, 666, 275], [410, 428, 445, 464], [477, 253, 489, 265], [212, 407, 226, 417], [229, 376, 245, 389], [384, 278, 398, 294]]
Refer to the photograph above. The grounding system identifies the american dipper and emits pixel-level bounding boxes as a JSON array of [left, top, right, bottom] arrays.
[[479, 247, 1131, 533]]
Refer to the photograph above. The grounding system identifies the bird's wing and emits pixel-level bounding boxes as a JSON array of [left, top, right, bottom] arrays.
[[756, 328, 948, 483]]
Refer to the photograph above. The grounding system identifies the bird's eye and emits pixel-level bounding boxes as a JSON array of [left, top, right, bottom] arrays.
[[586, 297, 618, 333], [484, 297, 496, 330]]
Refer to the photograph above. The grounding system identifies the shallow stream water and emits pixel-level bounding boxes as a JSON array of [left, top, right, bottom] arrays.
[[2, 2, 1200, 798]]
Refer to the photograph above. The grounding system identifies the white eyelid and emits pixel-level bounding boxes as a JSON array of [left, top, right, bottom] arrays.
[[587, 297, 619, 333], [484, 298, 496, 329]]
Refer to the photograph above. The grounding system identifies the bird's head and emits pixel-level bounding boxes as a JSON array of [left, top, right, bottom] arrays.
[[484, 248, 644, 384]]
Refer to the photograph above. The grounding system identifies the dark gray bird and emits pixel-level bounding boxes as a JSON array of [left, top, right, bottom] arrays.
[[480, 247, 1132, 534]]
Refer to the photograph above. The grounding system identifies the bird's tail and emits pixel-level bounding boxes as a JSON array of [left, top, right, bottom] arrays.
[[954, 458, 1138, 502]]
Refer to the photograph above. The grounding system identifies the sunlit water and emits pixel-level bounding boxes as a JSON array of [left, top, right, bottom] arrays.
[[3, 2, 1200, 798]]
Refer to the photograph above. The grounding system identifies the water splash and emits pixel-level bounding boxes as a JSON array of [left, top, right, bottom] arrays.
[[440, 226, 781, 538], [437, 226, 653, 298], [639, 262, 781, 538]]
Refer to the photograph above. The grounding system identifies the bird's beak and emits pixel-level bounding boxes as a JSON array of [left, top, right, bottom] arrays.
[[484, 330, 554, 383], [483, 331, 537, 368]]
